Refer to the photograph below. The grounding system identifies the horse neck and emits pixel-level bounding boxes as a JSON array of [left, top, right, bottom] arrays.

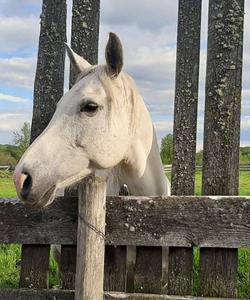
[[107, 94, 170, 196]]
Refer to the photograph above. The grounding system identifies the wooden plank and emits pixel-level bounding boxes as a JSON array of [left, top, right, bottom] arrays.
[[20, 0, 67, 289], [75, 176, 106, 300], [104, 246, 127, 292], [105, 195, 250, 248], [168, 247, 193, 295], [0, 289, 74, 300], [19, 245, 50, 288], [104, 188, 129, 292], [60, 245, 77, 289], [104, 292, 244, 300], [200, 248, 238, 297], [170, 0, 202, 294], [134, 247, 162, 293], [0, 197, 77, 245], [201, 0, 245, 297], [0, 290, 245, 300], [1, 196, 250, 247]]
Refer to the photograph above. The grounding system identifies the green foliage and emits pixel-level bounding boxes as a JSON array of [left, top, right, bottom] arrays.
[[160, 134, 173, 164], [196, 150, 203, 165], [13, 122, 31, 160], [195, 147, 250, 166]]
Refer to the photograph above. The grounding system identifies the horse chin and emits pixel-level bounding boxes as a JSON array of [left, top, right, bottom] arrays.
[[24, 185, 57, 209]]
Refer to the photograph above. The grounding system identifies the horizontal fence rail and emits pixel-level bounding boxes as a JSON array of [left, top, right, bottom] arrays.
[[0, 290, 245, 300], [1, 196, 250, 247]]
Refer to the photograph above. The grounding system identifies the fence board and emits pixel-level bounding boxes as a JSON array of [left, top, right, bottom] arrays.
[[0, 290, 245, 300], [170, 0, 202, 294], [19, 245, 50, 288], [104, 292, 244, 300], [60, 245, 76, 289], [201, 0, 245, 297], [1, 196, 250, 248]]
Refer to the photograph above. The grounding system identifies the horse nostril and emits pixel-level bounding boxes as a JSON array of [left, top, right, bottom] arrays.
[[20, 173, 32, 199]]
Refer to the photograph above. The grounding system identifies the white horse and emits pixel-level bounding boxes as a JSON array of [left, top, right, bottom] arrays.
[[14, 32, 170, 208]]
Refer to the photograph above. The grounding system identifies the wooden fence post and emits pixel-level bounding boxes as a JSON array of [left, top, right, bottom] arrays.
[[169, 0, 202, 295], [75, 176, 106, 300], [60, 0, 100, 289], [201, 0, 244, 297], [20, 0, 66, 289]]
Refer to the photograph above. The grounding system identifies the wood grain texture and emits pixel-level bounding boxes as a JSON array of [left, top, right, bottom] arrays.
[[104, 292, 244, 300], [19, 245, 50, 288], [0, 290, 245, 300], [134, 247, 162, 294], [1, 196, 250, 247], [60, 245, 77, 289], [0, 197, 77, 244], [70, 0, 100, 85], [201, 0, 244, 297], [0, 289, 74, 300], [105, 196, 250, 248], [170, 0, 202, 294], [104, 246, 127, 292], [75, 177, 106, 300]]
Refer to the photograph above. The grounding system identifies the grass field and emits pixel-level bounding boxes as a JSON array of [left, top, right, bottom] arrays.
[[0, 171, 249, 296]]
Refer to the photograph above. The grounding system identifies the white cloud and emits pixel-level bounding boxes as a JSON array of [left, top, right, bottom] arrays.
[[0, 93, 29, 103], [0, 56, 36, 90], [0, 16, 39, 52], [0, 112, 31, 133]]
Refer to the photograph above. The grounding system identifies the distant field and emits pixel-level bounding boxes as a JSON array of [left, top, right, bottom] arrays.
[[166, 170, 250, 196]]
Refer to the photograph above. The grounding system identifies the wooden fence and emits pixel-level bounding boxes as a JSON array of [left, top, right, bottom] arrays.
[[0, 0, 247, 299]]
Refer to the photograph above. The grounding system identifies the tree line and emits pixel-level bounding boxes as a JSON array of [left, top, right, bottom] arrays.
[[160, 134, 250, 165]]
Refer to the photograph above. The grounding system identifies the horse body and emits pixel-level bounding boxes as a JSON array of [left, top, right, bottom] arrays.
[[14, 33, 170, 208]]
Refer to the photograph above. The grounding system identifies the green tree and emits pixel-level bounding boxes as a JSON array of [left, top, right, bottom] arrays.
[[196, 150, 203, 166], [160, 134, 173, 164], [13, 122, 31, 159]]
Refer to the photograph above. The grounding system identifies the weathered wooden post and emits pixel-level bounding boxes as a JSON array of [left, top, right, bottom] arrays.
[[75, 176, 107, 300], [20, 0, 66, 289], [201, 0, 244, 297], [170, 0, 202, 294]]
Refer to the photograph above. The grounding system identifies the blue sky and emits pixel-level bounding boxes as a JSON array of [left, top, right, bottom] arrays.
[[0, 0, 249, 149]]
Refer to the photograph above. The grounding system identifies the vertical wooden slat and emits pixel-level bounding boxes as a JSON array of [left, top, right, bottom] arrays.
[[169, 0, 202, 295], [19, 245, 50, 288], [134, 247, 162, 294], [60, 245, 77, 289], [60, 0, 100, 289], [70, 0, 100, 86], [75, 176, 106, 300], [20, 0, 66, 289], [104, 246, 127, 292], [201, 0, 244, 297]]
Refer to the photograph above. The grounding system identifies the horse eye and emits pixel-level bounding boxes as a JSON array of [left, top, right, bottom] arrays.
[[80, 102, 98, 115]]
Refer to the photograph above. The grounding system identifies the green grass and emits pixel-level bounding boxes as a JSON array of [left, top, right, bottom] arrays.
[[0, 171, 16, 197], [0, 171, 250, 295]]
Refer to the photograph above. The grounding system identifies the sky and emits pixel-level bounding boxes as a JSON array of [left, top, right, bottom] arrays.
[[0, 0, 249, 149]]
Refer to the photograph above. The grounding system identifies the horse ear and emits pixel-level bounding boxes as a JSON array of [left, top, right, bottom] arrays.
[[105, 32, 123, 77], [65, 43, 91, 75]]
